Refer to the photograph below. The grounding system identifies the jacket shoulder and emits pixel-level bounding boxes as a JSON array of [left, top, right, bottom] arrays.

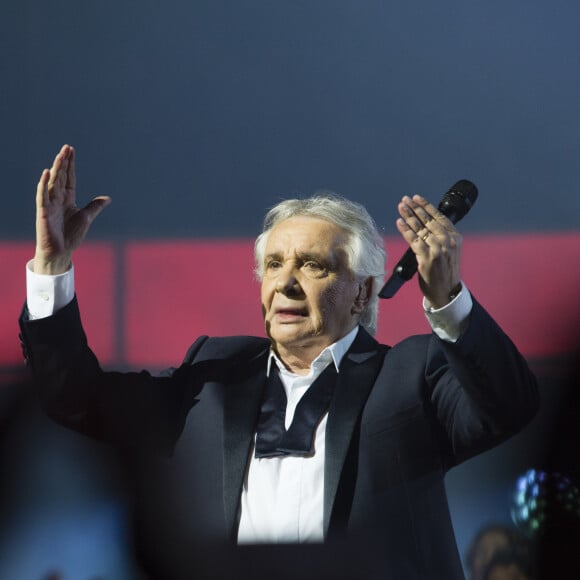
[[183, 335, 270, 365]]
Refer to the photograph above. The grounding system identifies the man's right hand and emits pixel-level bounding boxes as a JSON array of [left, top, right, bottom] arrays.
[[33, 144, 111, 275]]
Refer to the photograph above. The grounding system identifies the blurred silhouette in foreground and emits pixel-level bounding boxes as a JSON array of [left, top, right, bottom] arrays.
[[465, 523, 532, 580], [511, 468, 580, 578]]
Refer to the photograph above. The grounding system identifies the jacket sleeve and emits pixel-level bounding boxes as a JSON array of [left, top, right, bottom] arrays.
[[426, 297, 540, 466], [19, 296, 208, 455]]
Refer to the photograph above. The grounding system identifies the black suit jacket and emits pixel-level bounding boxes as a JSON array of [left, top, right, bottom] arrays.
[[19, 296, 538, 579]]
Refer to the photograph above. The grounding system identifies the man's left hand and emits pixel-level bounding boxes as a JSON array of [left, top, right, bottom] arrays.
[[396, 194, 462, 309]]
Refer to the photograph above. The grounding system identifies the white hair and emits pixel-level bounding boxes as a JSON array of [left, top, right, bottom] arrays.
[[254, 192, 386, 335]]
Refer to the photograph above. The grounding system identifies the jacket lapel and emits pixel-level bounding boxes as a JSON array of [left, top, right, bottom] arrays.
[[323, 328, 388, 535], [222, 349, 269, 539], [221, 329, 388, 539]]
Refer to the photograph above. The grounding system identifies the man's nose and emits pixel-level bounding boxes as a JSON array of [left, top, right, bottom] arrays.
[[275, 266, 301, 295]]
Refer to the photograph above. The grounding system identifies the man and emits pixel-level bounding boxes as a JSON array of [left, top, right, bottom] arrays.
[[20, 145, 539, 579]]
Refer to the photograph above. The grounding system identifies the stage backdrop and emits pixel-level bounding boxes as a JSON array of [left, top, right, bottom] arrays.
[[1, 1, 579, 578]]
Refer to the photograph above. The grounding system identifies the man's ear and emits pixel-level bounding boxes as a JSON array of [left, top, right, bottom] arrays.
[[352, 277, 373, 314]]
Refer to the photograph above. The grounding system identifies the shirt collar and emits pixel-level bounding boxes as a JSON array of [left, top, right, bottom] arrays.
[[267, 325, 360, 377]]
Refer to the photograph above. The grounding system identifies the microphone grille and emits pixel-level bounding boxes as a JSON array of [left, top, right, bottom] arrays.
[[439, 179, 478, 222]]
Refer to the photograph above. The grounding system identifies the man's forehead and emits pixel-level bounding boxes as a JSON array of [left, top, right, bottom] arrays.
[[266, 216, 348, 248], [264, 219, 352, 269]]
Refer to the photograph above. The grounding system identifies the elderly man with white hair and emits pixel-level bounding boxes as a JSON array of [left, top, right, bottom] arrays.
[[19, 144, 538, 579]]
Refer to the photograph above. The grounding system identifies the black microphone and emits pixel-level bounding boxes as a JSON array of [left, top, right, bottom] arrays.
[[378, 179, 478, 299]]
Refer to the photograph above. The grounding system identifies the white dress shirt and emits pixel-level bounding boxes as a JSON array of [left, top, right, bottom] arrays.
[[237, 326, 358, 544], [25, 262, 472, 543]]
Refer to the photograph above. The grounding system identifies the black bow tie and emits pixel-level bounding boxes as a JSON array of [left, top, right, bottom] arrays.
[[254, 363, 338, 458]]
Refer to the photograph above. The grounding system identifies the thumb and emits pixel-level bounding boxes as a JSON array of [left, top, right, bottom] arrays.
[[83, 195, 112, 223]]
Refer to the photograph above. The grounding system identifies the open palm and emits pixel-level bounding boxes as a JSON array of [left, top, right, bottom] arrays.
[[34, 145, 111, 274]]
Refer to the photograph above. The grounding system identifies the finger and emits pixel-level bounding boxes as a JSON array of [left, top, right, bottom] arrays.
[[398, 197, 430, 236], [55, 145, 73, 192], [396, 216, 429, 249], [83, 196, 112, 223], [402, 196, 459, 247], [47, 145, 69, 192], [411, 194, 454, 231], [67, 146, 76, 190], [408, 200, 435, 226], [36, 169, 51, 209], [397, 201, 443, 253]]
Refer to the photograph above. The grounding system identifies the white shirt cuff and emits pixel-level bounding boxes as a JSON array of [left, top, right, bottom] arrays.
[[423, 283, 472, 343], [26, 260, 75, 320]]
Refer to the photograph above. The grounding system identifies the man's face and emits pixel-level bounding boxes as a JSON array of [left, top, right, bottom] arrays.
[[261, 216, 367, 363]]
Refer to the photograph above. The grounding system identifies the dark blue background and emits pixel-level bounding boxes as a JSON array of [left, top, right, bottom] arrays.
[[2, 0, 579, 242], [1, 1, 579, 578]]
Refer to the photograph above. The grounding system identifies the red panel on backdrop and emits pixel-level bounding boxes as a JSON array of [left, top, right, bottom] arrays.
[[0, 243, 116, 368], [377, 233, 580, 358], [124, 233, 580, 367], [461, 233, 580, 358], [74, 245, 117, 364], [1, 243, 36, 366], [124, 241, 265, 367], [3, 233, 579, 370]]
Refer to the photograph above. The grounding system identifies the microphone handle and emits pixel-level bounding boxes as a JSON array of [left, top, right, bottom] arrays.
[[378, 248, 418, 298], [378, 205, 464, 299]]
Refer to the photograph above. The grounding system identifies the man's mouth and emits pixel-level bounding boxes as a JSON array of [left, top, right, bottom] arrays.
[[274, 307, 308, 320]]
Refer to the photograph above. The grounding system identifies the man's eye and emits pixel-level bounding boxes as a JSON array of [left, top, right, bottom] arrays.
[[304, 261, 323, 271], [266, 261, 282, 270]]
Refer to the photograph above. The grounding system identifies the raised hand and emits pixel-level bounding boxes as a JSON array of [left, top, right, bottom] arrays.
[[33, 144, 111, 275], [396, 194, 462, 308]]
